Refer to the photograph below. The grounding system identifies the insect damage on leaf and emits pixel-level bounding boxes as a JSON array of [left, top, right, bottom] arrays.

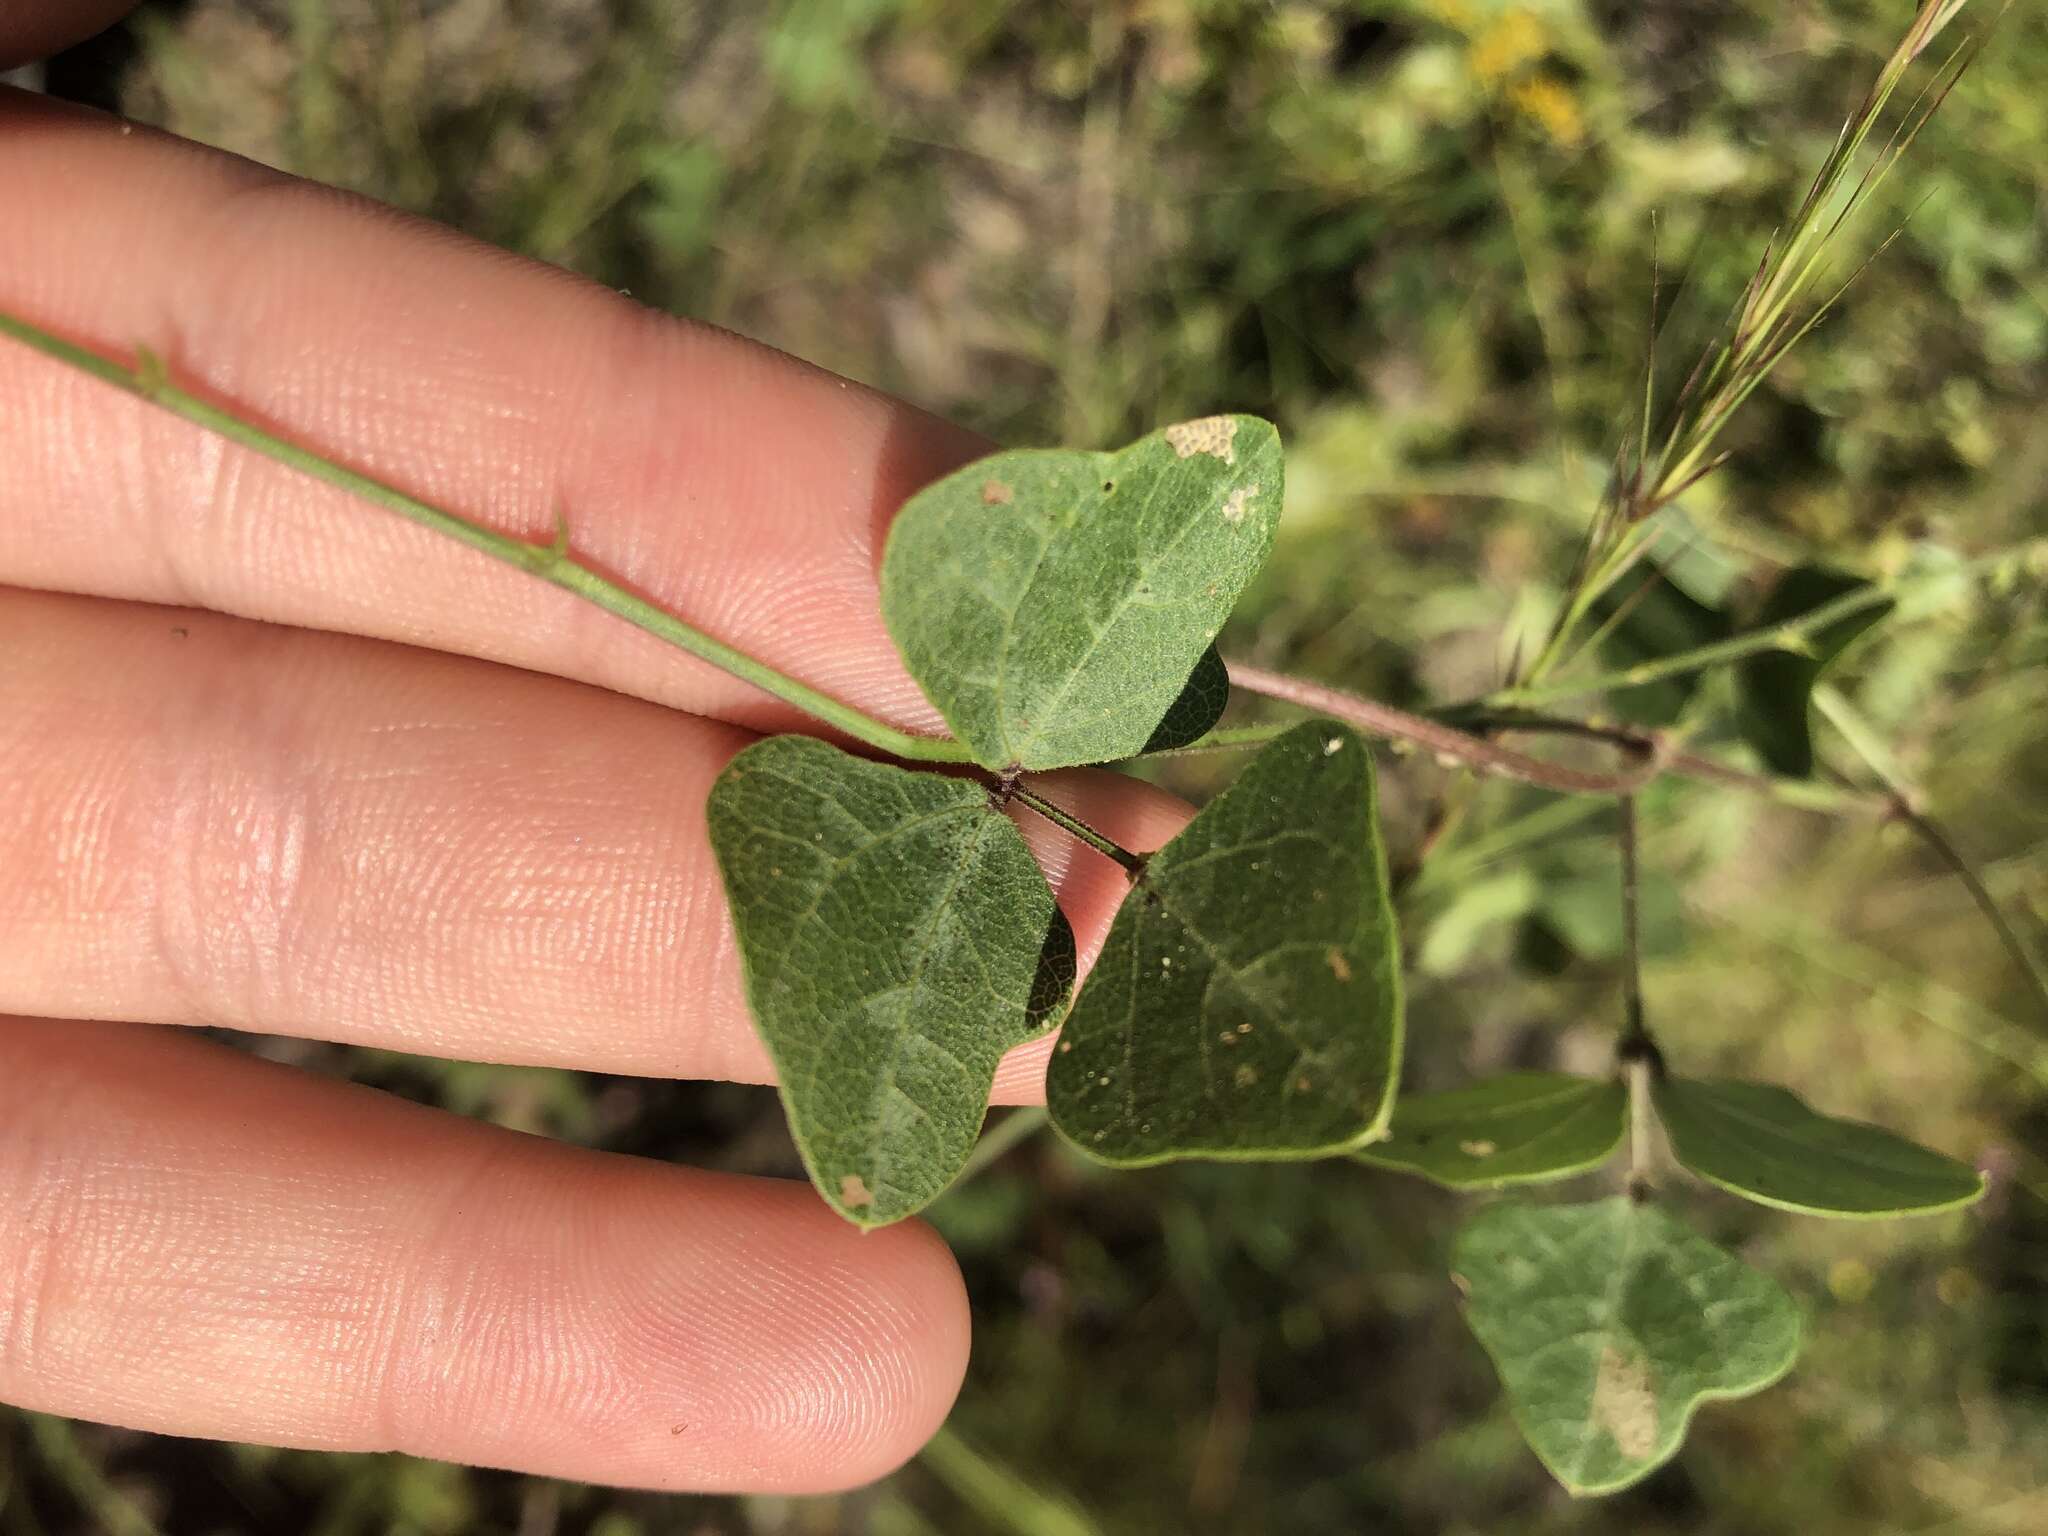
[[1592, 1345, 1659, 1461], [1165, 415, 1239, 462], [1453, 1198, 1800, 1495], [880, 416, 1282, 771]]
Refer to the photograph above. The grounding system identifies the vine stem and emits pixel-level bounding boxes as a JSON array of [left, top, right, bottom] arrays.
[[0, 311, 975, 767], [1224, 660, 1671, 795], [1222, 659, 1890, 813]]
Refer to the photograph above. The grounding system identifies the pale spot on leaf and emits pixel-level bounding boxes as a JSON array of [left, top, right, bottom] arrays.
[[1165, 415, 1239, 463], [1221, 483, 1259, 523], [839, 1174, 875, 1209], [981, 478, 1013, 505], [1592, 1345, 1659, 1460], [1459, 1139, 1498, 1158], [1325, 947, 1352, 982]]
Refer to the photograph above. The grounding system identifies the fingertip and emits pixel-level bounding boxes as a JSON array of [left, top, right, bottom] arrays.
[[771, 1209, 971, 1493]]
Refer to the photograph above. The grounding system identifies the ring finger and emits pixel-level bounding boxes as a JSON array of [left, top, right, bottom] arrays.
[[0, 587, 1190, 1093]]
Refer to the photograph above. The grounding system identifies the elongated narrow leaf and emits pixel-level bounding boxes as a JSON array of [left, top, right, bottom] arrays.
[[1454, 1198, 1801, 1496], [880, 416, 1283, 771], [1047, 722, 1401, 1164], [1357, 1073, 1626, 1188], [1654, 1077, 1983, 1217], [1737, 565, 1892, 777], [707, 735, 1073, 1228]]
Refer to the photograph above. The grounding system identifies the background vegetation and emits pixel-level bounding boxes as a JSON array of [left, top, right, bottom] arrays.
[[5, 1, 2044, 1531]]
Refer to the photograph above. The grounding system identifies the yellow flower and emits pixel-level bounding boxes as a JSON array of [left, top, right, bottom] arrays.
[[1471, 8, 1548, 82], [1509, 74, 1585, 148]]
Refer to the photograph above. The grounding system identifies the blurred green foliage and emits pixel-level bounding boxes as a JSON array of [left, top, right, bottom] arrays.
[[7, 0, 2045, 1531]]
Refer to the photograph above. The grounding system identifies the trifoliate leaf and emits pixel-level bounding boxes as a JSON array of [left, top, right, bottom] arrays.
[[1453, 1198, 1801, 1496], [1047, 722, 1402, 1164], [1357, 1073, 1626, 1188], [706, 735, 1072, 1228], [879, 416, 1283, 771], [1654, 1077, 1984, 1218], [1736, 565, 1892, 777]]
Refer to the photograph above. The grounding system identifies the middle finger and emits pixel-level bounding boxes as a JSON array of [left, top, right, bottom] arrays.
[[0, 588, 1190, 1091]]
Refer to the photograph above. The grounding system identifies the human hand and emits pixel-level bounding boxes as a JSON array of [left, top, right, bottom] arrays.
[[0, 4, 1187, 1492]]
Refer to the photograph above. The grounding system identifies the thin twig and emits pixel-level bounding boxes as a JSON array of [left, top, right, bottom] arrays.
[[1895, 807, 2048, 1023], [1224, 660, 1672, 795], [1225, 660, 1893, 814], [1011, 787, 1147, 877]]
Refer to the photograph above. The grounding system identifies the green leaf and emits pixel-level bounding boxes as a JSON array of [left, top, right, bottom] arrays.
[[1047, 722, 1402, 1164], [1653, 1077, 1985, 1218], [1591, 558, 1731, 728], [706, 735, 1072, 1228], [880, 416, 1283, 771], [1141, 645, 1231, 753], [1453, 1198, 1801, 1496], [1356, 1073, 1626, 1188], [1736, 565, 1893, 777]]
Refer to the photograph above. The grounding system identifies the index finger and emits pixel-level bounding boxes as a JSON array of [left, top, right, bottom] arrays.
[[0, 89, 984, 743]]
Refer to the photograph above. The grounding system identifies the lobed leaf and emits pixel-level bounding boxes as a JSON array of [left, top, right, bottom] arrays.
[[880, 416, 1282, 771], [1653, 1077, 1984, 1218], [1453, 1198, 1801, 1496], [1357, 1073, 1627, 1189], [706, 735, 1073, 1228], [1047, 722, 1402, 1164], [1736, 565, 1892, 777]]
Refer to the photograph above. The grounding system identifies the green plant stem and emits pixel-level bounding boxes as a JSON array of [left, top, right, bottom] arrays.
[[1012, 787, 1146, 876], [1482, 544, 2040, 712], [918, 1428, 1100, 1536], [1813, 686, 2048, 1024], [954, 1106, 1048, 1187], [0, 309, 976, 767], [24, 1416, 158, 1536]]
